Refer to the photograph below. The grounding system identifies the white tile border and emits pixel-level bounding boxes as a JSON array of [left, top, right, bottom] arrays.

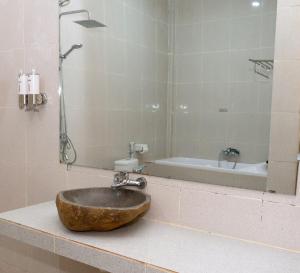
[[0, 219, 170, 273], [0, 220, 54, 252]]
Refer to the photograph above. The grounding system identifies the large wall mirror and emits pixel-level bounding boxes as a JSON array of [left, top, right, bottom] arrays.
[[58, 0, 298, 194]]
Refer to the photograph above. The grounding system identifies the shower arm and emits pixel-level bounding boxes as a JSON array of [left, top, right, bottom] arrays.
[[59, 9, 91, 20], [59, 0, 70, 7], [58, 9, 89, 61]]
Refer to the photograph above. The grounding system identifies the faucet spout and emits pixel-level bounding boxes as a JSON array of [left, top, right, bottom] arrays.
[[218, 147, 240, 169], [112, 172, 147, 189]]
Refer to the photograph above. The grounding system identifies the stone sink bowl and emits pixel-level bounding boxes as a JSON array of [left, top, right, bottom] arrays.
[[56, 187, 151, 231]]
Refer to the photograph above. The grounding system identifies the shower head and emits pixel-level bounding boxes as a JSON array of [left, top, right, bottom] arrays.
[[60, 44, 83, 60], [74, 19, 106, 28], [59, 9, 106, 28]]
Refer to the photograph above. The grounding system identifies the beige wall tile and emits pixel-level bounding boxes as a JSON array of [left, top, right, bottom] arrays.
[[26, 108, 60, 168], [261, 201, 300, 250], [0, 236, 25, 268], [0, 260, 26, 273], [29, 248, 59, 273], [24, 0, 58, 47], [60, 256, 108, 273], [66, 170, 111, 189], [275, 6, 300, 60], [267, 161, 298, 194], [179, 188, 263, 241], [0, 164, 26, 213], [0, 49, 24, 107], [27, 165, 66, 205], [268, 112, 299, 162], [278, 0, 300, 7], [0, 109, 26, 166], [0, 236, 32, 272], [145, 182, 181, 223], [0, 0, 24, 50], [272, 60, 300, 113], [181, 178, 265, 199]]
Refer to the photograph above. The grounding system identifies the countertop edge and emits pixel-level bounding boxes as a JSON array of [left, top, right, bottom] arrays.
[[0, 218, 176, 273]]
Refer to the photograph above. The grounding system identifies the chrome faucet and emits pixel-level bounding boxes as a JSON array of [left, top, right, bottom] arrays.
[[223, 147, 240, 157], [112, 172, 147, 189], [218, 147, 240, 169]]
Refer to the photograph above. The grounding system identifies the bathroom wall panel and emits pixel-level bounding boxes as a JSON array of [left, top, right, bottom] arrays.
[[0, 0, 24, 51], [24, 0, 58, 47], [278, 0, 300, 6], [274, 6, 300, 60], [267, 3, 300, 194], [0, 49, 24, 107]]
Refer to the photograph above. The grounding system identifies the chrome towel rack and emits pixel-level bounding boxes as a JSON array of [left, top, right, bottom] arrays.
[[249, 59, 274, 79]]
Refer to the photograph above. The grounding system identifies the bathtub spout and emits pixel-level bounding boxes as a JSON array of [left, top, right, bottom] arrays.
[[218, 148, 240, 169]]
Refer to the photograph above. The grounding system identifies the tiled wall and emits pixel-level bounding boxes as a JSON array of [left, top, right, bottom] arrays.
[[0, 0, 300, 272], [172, 0, 276, 163], [267, 0, 300, 194], [62, 0, 169, 169]]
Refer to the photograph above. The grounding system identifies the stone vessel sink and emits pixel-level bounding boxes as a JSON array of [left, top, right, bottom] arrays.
[[56, 187, 151, 231]]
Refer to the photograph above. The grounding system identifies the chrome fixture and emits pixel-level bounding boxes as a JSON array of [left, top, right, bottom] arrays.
[[129, 141, 135, 159], [59, 9, 106, 28], [74, 19, 106, 28], [127, 141, 148, 173], [133, 165, 145, 174], [218, 148, 240, 169], [60, 44, 83, 60], [59, 70, 77, 166], [249, 59, 274, 79], [129, 142, 149, 159], [19, 93, 48, 112], [223, 147, 240, 157], [112, 172, 147, 189], [59, 0, 70, 7]]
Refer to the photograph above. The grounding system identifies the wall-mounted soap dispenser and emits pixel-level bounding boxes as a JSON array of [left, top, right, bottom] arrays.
[[18, 69, 47, 111]]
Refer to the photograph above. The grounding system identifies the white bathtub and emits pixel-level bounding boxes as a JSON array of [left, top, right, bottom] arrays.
[[154, 157, 267, 177]]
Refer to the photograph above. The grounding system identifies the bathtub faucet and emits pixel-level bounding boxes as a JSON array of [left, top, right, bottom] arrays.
[[223, 148, 240, 157], [218, 148, 240, 169]]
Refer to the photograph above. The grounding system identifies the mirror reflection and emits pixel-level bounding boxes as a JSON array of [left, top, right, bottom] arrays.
[[59, 0, 277, 191]]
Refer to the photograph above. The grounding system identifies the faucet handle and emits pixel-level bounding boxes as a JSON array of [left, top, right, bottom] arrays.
[[136, 177, 147, 189], [223, 148, 231, 156], [223, 147, 240, 157], [120, 171, 129, 178], [114, 171, 129, 184]]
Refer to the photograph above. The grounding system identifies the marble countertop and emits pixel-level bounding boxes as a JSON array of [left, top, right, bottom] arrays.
[[0, 202, 299, 273]]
